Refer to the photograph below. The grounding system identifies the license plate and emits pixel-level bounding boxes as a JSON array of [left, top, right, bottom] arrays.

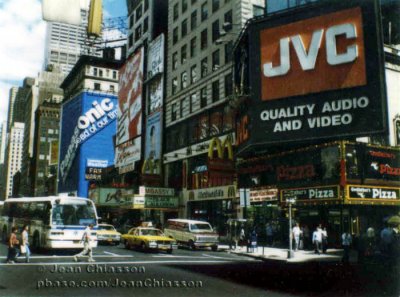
[[158, 245, 170, 249], [107, 238, 113, 242]]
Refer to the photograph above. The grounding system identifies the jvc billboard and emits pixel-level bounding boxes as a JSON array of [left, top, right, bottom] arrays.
[[58, 92, 118, 197], [235, 0, 387, 154]]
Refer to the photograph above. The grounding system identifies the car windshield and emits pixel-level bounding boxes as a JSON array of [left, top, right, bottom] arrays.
[[140, 229, 163, 236], [191, 223, 213, 231], [99, 225, 115, 231], [51, 203, 96, 226]]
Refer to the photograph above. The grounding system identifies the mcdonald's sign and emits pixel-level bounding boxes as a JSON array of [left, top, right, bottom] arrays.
[[141, 158, 161, 175], [208, 136, 234, 160]]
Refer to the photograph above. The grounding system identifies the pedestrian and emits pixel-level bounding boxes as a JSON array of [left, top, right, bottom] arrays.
[[249, 229, 258, 253], [239, 226, 246, 247], [312, 225, 322, 254], [6, 227, 19, 264], [342, 230, 352, 263], [74, 224, 95, 262], [380, 223, 393, 256], [21, 225, 31, 263], [266, 223, 274, 247], [322, 227, 328, 253], [292, 223, 302, 251]]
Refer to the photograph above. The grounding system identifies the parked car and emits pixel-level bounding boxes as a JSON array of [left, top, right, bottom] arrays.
[[96, 224, 121, 245], [163, 219, 219, 251], [121, 227, 177, 253]]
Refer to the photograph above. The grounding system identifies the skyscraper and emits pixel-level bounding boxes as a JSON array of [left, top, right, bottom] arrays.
[[43, 0, 102, 76]]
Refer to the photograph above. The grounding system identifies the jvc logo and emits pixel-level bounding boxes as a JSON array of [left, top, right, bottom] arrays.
[[263, 23, 358, 77]]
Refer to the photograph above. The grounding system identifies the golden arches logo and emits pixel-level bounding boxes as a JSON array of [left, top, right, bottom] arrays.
[[208, 136, 234, 160], [141, 158, 160, 174]]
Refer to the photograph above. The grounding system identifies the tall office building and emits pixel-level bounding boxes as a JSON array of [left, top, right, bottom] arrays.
[[6, 87, 18, 133], [0, 122, 7, 200], [164, 0, 264, 230], [43, 0, 102, 76], [4, 123, 24, 199]]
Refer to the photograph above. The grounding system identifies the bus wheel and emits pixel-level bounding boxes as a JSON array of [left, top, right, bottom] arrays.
[[1, 227, 7, 243], [33, 232, 41, 252]]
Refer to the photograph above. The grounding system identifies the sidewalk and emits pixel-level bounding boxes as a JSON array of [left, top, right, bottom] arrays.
[[220, 245, 357, 263]]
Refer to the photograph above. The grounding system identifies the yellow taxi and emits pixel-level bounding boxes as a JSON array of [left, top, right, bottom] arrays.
[[96, 224, 121, 245], [122, 227, 177, 253]]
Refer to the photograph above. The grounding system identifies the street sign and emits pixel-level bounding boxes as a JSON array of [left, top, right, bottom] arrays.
[[239, 188, 250, 207]]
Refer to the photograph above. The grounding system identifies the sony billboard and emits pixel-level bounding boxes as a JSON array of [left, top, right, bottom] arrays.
[[235, 0, 387, 155]]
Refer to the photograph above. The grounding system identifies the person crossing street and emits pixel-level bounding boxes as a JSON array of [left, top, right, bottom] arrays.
[[74, 224, 95, 262]]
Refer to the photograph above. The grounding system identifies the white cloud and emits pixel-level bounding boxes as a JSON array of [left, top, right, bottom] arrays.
[[0, 0, 46, 124]]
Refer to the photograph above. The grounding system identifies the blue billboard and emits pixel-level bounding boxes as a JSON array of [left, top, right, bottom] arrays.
[[58, 92, 118, 197]]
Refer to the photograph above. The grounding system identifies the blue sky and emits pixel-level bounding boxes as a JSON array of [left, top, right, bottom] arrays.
[[0, 0, 128, 125]]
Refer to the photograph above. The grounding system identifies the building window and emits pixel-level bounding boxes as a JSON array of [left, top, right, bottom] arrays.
[[135, 25, 142, 40], [201, 2, 208, 21], [191, 10, 197, 30], [212, 0, 219, 13], [129, 15, 134, 28], [201, 57, 208, 78], [181, 44, 187, 64], [173, 27, 178, 44], [143, 17, 148, 33], [172, 77, 178, 95], [136, 4, 142, 20], [128, 33, 133, 47], [99, 70, 103, 77], [200, 87, 207, 108], [212, 19, 220, 42], [173, 3, 179, 20], [94, 83, 101, 90], [182, 0, 188, 13], [191, 0, 197, 3], [110, 85, 115, 92], [181, 71, 188, 89], [224, 10, 232, 31], [253, 5, 264, 17], [113, 71, 117, 79], [181, 18, 188, 38], [172, 52, 178, 70], [191, 65, 197, 84], [212, 80, 220, 102], [144, 0, 149, 11], [180, 99, 185, 118], [212, 49, 220, 71], [201, 29, 207, 50], [225, 40, 233, 63], [225, 73, 233, 97], [171, 103, 177, 121], [190, 93, 197, 113], [190, 37, 197, 57], [93, 68, 98, 76]]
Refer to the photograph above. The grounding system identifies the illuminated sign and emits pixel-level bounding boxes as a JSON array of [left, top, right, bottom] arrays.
[[348, 185, 400, 200], [281, 186, 340, 202]]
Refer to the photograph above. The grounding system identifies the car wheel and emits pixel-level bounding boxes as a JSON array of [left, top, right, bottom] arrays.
[[211, 245, 218, 252], [140, 242, 147, 252], [188, 240, 196, 250], [167, 249, 173, 254]]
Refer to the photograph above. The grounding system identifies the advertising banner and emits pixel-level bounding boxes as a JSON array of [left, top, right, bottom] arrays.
[[148, 77, 163, 114], [115, 137, 141, 174], [347, 185, 400, 201], [144, 196, 178, 209], [185, 185, 237, 201], [59, 94, 117, 184], [49, 140, 59, 165], [237, 0, 387, 154], [139, 186, 175, 197], [364, 147, 400, 182], [250, 188, 279, 203], [117, 47, 144, 145], [143, 111, 162, 175], [147, 34, 164, 79], [89, 187, 134, 206], [281, 186, 340, 202]]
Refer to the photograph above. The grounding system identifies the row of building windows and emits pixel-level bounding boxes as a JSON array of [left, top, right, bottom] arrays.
[[128, 17, 149, 48], [171, 41, 232, 96], [170, 72, 232, 122], [173, 0, 231, 22], [172, 8, 232, 46], [129, 0, 150, 29], [92, 68, 118, 80]]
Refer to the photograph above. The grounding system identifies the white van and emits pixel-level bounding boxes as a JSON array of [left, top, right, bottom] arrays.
[[164, 219, 219, 251]]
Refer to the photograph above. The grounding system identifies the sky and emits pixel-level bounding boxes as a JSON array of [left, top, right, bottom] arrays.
[[0, 0, 127, 125]]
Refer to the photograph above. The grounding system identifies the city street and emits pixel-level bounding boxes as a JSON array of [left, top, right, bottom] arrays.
[[0, 243, 398, 297]]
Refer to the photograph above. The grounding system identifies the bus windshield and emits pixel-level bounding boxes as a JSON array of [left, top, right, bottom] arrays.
[[51, 202, 96, 226]]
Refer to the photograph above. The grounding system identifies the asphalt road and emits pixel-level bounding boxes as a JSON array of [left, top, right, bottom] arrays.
[[0, 243, 398, 297]]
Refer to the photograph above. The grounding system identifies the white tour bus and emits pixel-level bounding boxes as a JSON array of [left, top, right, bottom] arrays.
[[0, 196, 98, 250]]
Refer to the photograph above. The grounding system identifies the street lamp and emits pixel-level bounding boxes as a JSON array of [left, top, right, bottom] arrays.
[[287, 197, 296, 259]]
